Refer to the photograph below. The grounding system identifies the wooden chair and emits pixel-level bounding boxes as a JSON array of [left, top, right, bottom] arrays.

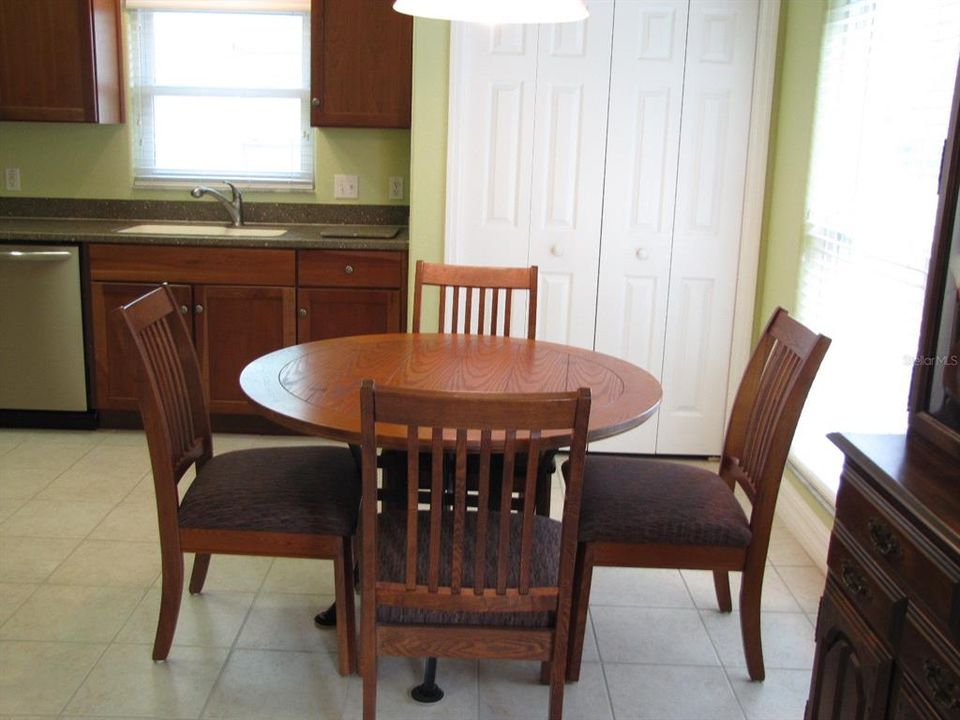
[[563, 308, 830, 682], [412, 260, 538, 337], [358, 381, 592, 720], [117, 285, 360, 674]]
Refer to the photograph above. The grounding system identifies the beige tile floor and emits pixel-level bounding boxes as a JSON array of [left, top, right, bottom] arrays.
[[0, 429, 827, 720]]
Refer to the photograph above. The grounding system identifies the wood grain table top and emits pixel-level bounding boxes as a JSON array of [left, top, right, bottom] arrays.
[[240, 333, 661, 447]]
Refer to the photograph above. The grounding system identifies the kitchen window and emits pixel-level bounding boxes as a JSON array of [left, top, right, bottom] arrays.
[[790, 0, 960, 498], [127, 1, 313, 188]]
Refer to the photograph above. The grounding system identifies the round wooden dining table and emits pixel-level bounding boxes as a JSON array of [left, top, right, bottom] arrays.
[[239, 332, 662, 446]]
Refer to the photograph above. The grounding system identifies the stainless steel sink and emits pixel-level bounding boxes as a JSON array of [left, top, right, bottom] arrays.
[[116, 223, 288, 238]]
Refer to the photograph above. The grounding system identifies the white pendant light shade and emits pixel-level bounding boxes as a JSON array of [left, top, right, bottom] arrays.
[[393, 0, 588, 24]]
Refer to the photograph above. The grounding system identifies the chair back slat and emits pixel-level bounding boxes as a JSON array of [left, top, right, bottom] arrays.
[[473, 431, 492, 595], [721, 308, 831, 523], [360, 382, 591, 618], [117, 286, 212, 488], [497, 431, 517, 595], [450, 429, 468, 594], [405, 427, 419, 590], [413, 261, 539, 339]]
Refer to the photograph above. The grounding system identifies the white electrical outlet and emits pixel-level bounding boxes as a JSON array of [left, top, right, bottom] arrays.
[[388, 176, 403, 201], [334, 174, 359, 199], [4, 167, 21, 192]]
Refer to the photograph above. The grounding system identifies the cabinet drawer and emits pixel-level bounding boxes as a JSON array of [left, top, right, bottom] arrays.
[[299, 250, 404, 288], [836, 470, 960, 637], [900, 610, 960, 719], [827, 530, 906, 645], [89, 244, 296, 286]]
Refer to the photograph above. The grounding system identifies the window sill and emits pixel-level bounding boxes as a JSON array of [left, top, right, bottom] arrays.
[[133, 178, 316, 193]]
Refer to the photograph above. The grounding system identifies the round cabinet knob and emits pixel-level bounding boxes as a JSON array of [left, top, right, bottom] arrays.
[[298, 307, 308, 318], [180, 305, 189, 315], [550, 245, 564, 258], [311, 98, 320, 107], [635, 248, 650, 261], [344, 265, 355, 275], [194, 304, 204, 314]]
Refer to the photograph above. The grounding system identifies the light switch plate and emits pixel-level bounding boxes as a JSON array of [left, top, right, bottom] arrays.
[[334, 174, 359, 199], [4, 167, 21, 192]]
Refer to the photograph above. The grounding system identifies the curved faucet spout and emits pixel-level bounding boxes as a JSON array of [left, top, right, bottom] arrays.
[[190, 181, 244, 227]]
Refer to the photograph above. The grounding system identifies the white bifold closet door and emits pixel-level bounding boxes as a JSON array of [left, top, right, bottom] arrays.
[[593, 0, 760, 454], [445, 3, 614, 345], [446, 0, 764, 455]]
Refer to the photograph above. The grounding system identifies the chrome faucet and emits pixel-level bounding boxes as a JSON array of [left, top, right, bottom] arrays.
[[190, 181, 244, 227]]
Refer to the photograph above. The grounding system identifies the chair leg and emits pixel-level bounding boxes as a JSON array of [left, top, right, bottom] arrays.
[[713, 570, 732, 613], [188, 553, 211, 594], [361, 625, 377, 720], [539, 661, 550, 685], [739, 569, 765, 681], [566, 543, 594, 682], [153, 551, 185, 661], [334, 536, 358, 675]]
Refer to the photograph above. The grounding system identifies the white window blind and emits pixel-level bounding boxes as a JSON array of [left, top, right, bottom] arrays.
[[128, 6, 313, 187], [791, 0, 960, 496]]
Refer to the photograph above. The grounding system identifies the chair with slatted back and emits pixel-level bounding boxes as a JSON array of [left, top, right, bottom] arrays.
[[412, 260, 538, 337], [359, 381, 592, 720], [562, 308, 830, 682], [117, 285, 360, 674]]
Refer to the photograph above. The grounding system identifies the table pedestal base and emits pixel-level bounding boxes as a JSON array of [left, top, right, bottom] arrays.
[[410, 657, 444, 703]]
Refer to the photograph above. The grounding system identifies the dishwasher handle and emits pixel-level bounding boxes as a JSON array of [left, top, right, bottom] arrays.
[[0, 249, 73, 262]]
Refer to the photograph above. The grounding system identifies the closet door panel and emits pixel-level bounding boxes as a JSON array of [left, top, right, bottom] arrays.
[[592, 0, 688, 454], [447, 23, 538, 273], [656, 0, 759, 455], [528, 1, 614, 347]]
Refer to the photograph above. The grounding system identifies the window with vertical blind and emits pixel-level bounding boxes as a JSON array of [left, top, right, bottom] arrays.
[[127, 0, 313, 188], [791, 0, 960, 496]]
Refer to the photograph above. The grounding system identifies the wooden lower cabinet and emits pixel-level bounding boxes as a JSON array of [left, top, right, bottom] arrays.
[[88, 243, 407, 422], [90, 281, 192, 411], [806, 586, 893, 720], [193, 285, 296, 413], [805, 433, 960, 720], [297, 287, 400, 341]]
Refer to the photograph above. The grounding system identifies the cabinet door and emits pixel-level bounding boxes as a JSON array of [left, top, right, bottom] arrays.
[[297, 288, 401, 342], [888, 672, 945, 720], [0, 0, 122, 122], [310, 0, 412, 127], [806, 586, 893, 720], [91, 282, 192, 411], [193, 286, 296, 414]]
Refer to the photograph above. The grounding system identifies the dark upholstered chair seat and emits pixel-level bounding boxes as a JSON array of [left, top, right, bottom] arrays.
[[576, 457, 751, 548], [178, 446, 361, 537], [376, 510, 561, 628]]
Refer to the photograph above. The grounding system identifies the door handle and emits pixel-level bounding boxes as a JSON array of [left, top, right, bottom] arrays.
[[0, 249, 72, 262]]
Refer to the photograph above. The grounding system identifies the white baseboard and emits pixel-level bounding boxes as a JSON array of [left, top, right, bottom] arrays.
[[776, 478, 833, 574]]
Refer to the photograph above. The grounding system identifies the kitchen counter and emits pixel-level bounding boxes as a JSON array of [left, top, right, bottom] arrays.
[[0, 217, 408, 251]]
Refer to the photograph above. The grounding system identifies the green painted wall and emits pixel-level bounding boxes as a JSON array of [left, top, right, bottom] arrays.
[[0, 121, 410, 204], [757, 0, 834, 527], [755, 0, 827, 335], [407, 18, 450, 330]]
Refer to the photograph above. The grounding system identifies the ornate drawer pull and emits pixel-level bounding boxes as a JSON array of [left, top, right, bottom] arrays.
[[344, 265, 354, 275], [867, 518, 902, 559], [924, 659, 960, 710], [840, 562, 870, 599]]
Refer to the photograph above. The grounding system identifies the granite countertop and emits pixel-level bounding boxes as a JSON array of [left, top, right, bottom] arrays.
[[0, 198, 410, 251], [0, 217, 408, 251]]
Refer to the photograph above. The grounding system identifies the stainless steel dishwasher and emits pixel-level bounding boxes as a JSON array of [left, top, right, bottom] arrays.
[[0, 245, 89, 416]]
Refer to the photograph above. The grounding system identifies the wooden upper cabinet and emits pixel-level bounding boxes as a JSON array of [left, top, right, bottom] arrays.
[[310, 0, 412, 128], [0, 0, 123, 123]]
